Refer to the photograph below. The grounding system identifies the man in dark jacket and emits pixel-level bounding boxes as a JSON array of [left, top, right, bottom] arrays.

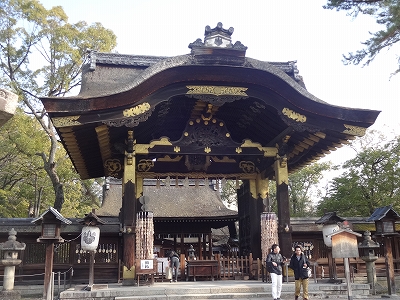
[[289, 245, 311, 300], [266, 244, 287, 300]]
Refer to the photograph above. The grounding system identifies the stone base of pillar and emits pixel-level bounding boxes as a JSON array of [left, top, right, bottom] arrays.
[[82, 284, 109, 291], [121, 278, 136, 286], [0, 290, 21, 300]]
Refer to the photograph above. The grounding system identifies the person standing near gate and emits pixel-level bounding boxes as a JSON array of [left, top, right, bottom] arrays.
[[168, 250, 180, 282], [289, 245, 311, 300], [266, 244, 287, 300]]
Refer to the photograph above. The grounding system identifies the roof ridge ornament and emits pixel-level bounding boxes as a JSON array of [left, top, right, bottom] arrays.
[[204, 22, 234, 47], [188, 22, 247, 56]]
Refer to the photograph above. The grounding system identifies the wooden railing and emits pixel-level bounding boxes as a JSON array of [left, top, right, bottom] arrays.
[[217, 253, 253, 280]]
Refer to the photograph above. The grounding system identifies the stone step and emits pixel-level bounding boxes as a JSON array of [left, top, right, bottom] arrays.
[[58, 281, 371, 300], [116, 292, 270, 300]]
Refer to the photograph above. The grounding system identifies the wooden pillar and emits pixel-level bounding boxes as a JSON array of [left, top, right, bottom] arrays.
[[122, 131, 136, 282], [202, 234, 207, 259], [198, 235, 202, 260], [88, 251, 95, 288], [384, 236, 396, 295], [393, 236, 400, 277], [274, 155, 292, 259], [180, 234, 184, 256], [327, 250, 338, 281], [256, 174, 269, 212], [174, 234, 177, 251], [43, 242, 54, 300], [208, 232, 212, 259], [249, 178, 263, 259]]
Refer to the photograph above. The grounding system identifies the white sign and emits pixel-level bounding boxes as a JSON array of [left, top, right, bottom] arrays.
[[140, 259, 153, 270]]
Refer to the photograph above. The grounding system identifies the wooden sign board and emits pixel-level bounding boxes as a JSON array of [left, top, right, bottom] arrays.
[[331, 231, 360, 258], [136, 259, 157, 274]]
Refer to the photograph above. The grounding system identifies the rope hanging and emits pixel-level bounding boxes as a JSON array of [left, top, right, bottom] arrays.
[[260, 212, 278, 263], [135, 211, 154, 260]]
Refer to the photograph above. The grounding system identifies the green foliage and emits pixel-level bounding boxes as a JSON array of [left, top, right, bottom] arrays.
[[288, 162, 332, 216], [269, 162, 332, 217], [0, 0, 116, 213], [324, 0, 400, 75], [220, 179, 241, 209], [0, 109, 51, 217], [317, 130, 400, 216], [0, 109, 101, 217]]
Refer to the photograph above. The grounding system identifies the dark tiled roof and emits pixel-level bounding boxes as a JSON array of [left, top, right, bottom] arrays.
[[77, 211, 107, 225], [143, 185, 237, 218], [367, 205, 400, 222], [31, 207, 72, 225], [315, 212, 345, 225], [97, 183, 237, 219], [76, 52, 307, 99]]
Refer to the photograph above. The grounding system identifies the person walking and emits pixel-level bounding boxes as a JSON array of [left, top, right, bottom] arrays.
[[168, 250, 180, 282], [289, 245, 311, 300], [266, 244, 287, 300]]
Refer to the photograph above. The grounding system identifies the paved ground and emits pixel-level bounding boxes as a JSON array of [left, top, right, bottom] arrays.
[[13, 280, 400, 300], [21, 294, 400, 300]]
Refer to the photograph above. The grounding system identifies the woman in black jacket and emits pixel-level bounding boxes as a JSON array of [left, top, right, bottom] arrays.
[[266, 244, 287, 300], [289, 245, 311, 300]]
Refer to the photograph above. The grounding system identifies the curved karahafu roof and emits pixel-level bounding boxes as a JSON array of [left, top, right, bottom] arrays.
[[40, 23, 380, 180]]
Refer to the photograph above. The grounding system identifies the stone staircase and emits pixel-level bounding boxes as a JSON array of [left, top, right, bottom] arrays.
[[57, 281, 371, 300]]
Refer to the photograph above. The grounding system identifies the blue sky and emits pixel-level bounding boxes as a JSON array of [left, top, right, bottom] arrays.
[[40, 0, 400, 164]]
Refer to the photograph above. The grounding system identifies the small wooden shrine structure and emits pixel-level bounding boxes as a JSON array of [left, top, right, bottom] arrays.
[[97, 178, 238, 259], [39, 23, 380, 280]]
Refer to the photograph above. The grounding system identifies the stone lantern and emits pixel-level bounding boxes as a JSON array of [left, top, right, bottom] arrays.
[[78, 209, 106, 291], [367, 205, 400, 296], [315, 212, 345, 282], [0, 228, 26, 300], [32, 207, 71, 300], [358, 231, 379, 291], [188, 245, 196, 261]]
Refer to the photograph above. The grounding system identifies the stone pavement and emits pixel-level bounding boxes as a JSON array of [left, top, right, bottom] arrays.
[[13, 280, 400, 300]]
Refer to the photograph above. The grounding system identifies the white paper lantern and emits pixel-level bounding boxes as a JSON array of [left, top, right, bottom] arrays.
[[81, 226, 100, 251], [322, 224, 339, 247]]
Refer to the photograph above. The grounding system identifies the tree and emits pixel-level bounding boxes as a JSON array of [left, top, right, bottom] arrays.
[[317, 131, 400, 216], [267, 162, 332, 217], [287, 162, 332, 216], [0, 0, 117, 212], [220, 179, 241, 210], [0, 109, 100, 218], [324, 0, 400, 75], [0, 109, 50, 217]]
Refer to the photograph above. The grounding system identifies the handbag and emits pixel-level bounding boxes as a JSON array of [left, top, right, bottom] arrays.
[[165, 266, 172, 279], [307, 267, 312, 278]]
